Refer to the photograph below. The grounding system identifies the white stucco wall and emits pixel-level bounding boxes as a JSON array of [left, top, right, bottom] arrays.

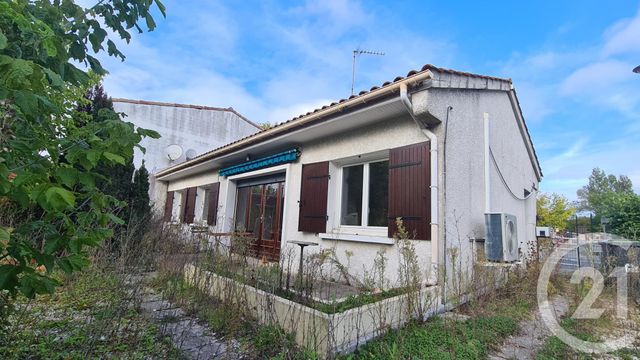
[[413, 87, 539, 292]]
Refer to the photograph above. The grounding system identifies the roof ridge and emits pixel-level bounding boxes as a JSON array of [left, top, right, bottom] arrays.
[[111, 98, 261, 129]]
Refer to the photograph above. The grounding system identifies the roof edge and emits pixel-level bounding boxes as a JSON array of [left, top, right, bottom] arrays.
[[111, 98, 261, 129], [507, 89, 543, 180]]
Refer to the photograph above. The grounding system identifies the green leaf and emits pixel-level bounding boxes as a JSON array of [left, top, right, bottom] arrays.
[[86, 150, 101, 167], [42, 38, 57, 57], [55, 167, 78, 188], [155, 0, 167, 17], [0, 226, 9, 242], [45, 187, 76, 210], [78, 172, 96, 188], [0, 30, 7, 50], [44, 68, 63, 88], [19, 273, 58, 298], [86, 55, 106, 75], [103, 152, 125, 165], [0, 265, 20, 292], [57, 254, 89, 274], [145, 13, 156, 31], [137, 127, 161, 139], [106, 39, 123, 58], [14, 91, 39, 117], [106, 213, 125, 225], [44, 235, 65, 254], [88, 28, 107, 53], [69, 41, 85, 60]]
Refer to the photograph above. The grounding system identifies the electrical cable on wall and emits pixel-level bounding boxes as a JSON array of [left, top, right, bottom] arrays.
[[489, 148, 535, 201]]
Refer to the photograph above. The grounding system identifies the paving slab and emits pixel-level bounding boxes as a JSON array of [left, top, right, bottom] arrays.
[[124, 272, 239, 359], [489, 296, 569, 360]]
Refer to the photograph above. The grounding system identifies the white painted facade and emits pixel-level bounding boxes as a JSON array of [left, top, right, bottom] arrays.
[[154, 66, 542, 301]]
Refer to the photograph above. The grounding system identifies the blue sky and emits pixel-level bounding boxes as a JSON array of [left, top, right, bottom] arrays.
[[98, 0, 640, 200]]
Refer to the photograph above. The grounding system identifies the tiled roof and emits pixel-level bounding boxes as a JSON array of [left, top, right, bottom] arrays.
[[111, 98, 261, 129], [157, 64, 531, 178]]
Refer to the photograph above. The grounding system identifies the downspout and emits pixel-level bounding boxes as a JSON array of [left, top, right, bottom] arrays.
[[484, 112, 491, 213], [399, 83, 439, 286], [441, 105, 453, 306]]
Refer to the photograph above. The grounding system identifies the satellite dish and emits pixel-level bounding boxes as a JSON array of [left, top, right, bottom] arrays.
[[165, 144, 183, 161], [185, 149, 197, 160]]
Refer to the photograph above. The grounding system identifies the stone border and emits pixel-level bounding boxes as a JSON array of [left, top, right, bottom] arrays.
[[184, 264, 441, 357]]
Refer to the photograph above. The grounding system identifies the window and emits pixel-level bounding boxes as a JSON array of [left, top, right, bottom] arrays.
[[172, 191, 182, 221], [201, 188, 211, 222], [340, 160, 389, 227]]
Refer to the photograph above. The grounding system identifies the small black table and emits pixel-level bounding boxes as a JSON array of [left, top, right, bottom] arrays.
[[288, 241, 319, 285]]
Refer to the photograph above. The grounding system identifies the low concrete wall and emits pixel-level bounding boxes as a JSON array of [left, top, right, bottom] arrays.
[[184, 264, 441, 357]]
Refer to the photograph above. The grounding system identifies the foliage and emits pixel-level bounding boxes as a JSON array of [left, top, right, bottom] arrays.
[[536, 192, 576, 231], [81, 83, 152, 247], [343, 316, 517, 360], [605, 192, 640, 240], [259, 122, 273, 130], [0, 268, 181, 359], [577, 168, 634, 214], [576, 168, 640, 238], [0, 0, 164, 298]]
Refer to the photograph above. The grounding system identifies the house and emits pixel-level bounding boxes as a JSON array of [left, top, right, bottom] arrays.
[[112, 98, 261, 202], [153, 64, 542, 290]]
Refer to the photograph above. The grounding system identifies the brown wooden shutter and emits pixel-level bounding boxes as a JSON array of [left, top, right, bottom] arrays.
[[163, 191, 174, 222], [388, 142, 430, 240], [298, 162, 330, 233], [182, 187, 197, 224], [206, 182, 220, 226]]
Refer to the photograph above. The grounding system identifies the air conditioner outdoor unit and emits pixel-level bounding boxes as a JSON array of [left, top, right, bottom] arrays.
[[485, 213, 519, 262]]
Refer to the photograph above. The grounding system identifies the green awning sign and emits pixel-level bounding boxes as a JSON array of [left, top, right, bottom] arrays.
[[219, 149, 300, 177]]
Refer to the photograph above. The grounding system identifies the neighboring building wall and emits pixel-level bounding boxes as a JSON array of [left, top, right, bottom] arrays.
[[112, 99, 260, 206]]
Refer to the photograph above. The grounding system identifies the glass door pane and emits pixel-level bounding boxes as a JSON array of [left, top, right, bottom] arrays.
[[261, 183, 278, 240], [235, 187, 251, 232], [247, 186, 263, 236]]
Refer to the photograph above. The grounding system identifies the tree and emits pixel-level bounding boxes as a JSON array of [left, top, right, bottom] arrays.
[[0, 1, 165, 298], [577, 168, 634, 214], [536, 192, 576, 231], [577, 168, 640, 239], [604, 193, 640, 240], [80, 83, 152, 248]]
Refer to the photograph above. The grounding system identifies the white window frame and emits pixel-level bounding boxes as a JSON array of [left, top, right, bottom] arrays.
[[171, 190, 184, 222], [336, 158, 389, 234], [196, 185, 213, 225]]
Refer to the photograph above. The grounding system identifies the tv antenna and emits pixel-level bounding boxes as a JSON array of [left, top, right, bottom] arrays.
[[351, 49, 385, 96]]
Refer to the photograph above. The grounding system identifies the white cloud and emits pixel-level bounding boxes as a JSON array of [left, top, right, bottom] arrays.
[[559, 59, 633, 96], [499, 7, 640, 199], [100, 0, 457, 126], [602, 8, 640, 57], [289, 0, 372, 32]]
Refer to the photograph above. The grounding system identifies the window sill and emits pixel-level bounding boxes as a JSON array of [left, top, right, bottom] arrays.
[[319, 233, 395, 245]]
